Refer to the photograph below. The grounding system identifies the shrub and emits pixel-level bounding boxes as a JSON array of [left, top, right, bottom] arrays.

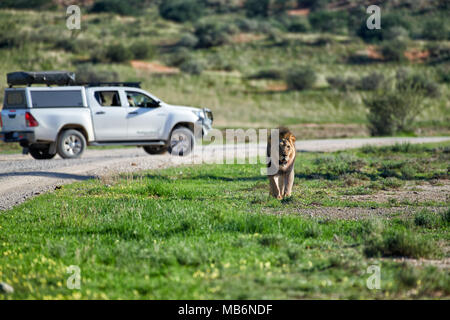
[[364, 230, 436, 258], [326, 75, 358, 91], [90, 0, 140, 16], [297, 0, 329, 11], [421, 19, 449, 41], [75, 64, 119, 83], [285, 66, 317, 91], [364, 90, 423, 136], [308, 10, 348, 34], [436, 67, 450, 84], [414, 210, 440, 228], [180, 59, 205, 75], [105, 44, 133, 63], [384, 26, 410, 41], [166, 48, 192, 67], [426, 43, 450, 64], [0, 0, 53, 9], [357, 72, 385, 91], [396, 69, 440, 98], [287, 18, 310, 33], [381, 40, 407, 62], [248, 68, 285, 80], [159, 0, 204, 23], [177, 33, 198, 48], [244, 0, 270, 18], [129, 41, 154, 60], [194, 21, 230, 48], [234, 18, 260, 33]]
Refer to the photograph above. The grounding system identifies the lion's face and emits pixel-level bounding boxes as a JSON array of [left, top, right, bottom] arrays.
[[278, 133, 296, 168]]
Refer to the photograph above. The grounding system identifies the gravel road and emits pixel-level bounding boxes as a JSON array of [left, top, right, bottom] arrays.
[[0, 136, 449, 210]]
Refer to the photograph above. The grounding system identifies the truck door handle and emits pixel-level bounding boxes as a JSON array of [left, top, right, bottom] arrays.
[[129, 112, 138, 115], [96, 111, 105, 115]]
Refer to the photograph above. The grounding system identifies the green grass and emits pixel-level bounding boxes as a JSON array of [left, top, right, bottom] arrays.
[[0, 143, 448, 299]]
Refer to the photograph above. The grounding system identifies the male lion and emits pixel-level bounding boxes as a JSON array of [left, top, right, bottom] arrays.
[[267, 128, 296, 200]]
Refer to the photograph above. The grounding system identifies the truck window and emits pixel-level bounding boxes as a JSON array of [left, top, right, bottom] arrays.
[[94, 91, 122, 107], [126, 91, 159, 108], [4, 91, 27, 109], [31, 90, 84, 108]]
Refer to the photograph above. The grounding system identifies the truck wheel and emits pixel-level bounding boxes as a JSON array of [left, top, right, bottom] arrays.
[[29, 145, 56, 160], [143, 146, 167, 155], [168, 127, 194, 156], [57, 130, 86, 159]]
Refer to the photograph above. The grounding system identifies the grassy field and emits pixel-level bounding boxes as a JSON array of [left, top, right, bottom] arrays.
[[1, 142, 448, 299]]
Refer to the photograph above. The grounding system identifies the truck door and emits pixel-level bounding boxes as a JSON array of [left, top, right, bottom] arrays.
[[125, 91, 166, 140], [90, 89, 128, 141]]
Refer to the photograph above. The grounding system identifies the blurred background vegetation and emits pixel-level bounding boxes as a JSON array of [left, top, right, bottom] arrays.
[[0, 0, 449, 139]]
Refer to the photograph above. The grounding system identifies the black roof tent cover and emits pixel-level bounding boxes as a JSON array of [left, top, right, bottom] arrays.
[[7, 71, 76, 87], [7, 71, 141, 88]]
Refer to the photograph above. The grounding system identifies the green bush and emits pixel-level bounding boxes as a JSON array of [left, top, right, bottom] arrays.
[[130, 41, 154, 60], [381, 40, 407, 62], [426, 43, 450, 64], [326, 75, 358, 91], [309, 10, 348, 34], [0, 0, 53, 9], [357, 72, 385, 91], [297, 0, 329, 11], [285, 66, 317, 91], [248, 68, 285, 80], [180, 59, 205, 75], [159, 0, 204, 22], [194, 21, 231, 48], [436, 67, 450, 84], [364, 90, 423, 136], [234, 18, 260, 32], [244, 0, 270, 18], [90, 0, 141, 16], [177, 33, 199, 48], [166, 48, 192, 67], [75, 64, 119, 83], [364, 230, 436, 258], [105, 44, 133, 63], [396, 69, 440, 98], [421, 19, 449, 41], [414, 210, 440, 228]]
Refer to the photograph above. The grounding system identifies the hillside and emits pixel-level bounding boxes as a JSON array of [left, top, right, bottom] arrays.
[[0, 0, 449, 139]]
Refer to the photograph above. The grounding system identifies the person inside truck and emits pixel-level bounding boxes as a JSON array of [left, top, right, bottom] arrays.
[[127, 94, 136, 107]]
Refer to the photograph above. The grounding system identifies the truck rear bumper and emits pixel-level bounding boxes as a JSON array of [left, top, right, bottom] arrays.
[[0, 131, 36, 145]]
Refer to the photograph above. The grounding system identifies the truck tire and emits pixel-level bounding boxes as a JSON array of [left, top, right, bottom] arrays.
[[143, 146, 168, 155], [29, 145, 56, 160], [57, 129, 86, 159], [168, 127, 194, 156]]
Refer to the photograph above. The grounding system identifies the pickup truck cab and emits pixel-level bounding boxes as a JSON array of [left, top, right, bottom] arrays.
[[0, 82, 213, 159]]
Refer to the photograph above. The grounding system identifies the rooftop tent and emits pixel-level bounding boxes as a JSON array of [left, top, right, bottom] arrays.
[[7, 71, 76, 86]]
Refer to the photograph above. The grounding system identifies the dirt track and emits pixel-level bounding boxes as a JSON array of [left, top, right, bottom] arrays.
[[0, 136, 448, 210]]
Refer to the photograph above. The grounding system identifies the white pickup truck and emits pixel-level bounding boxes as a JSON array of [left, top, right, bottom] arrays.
[[0, 74, 213, 160]]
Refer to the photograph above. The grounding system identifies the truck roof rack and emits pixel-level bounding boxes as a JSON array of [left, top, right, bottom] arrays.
[[79, 82, 142, 88]]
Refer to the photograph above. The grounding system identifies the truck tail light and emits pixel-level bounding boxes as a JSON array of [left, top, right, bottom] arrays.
[[25, 112, 39, 127]]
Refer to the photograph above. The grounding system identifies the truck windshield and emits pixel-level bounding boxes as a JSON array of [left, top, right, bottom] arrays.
[[3, 91, 27, 109]]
